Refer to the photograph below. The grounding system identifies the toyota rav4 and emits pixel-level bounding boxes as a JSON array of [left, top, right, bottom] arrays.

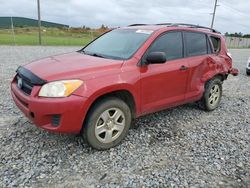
[[11, 23, 238, 149]]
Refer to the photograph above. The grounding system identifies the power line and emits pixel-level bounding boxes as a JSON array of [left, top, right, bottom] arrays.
[[218, 2, 250, 31], [220, 1, 250, 20]]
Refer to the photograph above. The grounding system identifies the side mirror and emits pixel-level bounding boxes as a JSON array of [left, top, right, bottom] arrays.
[[146, 52, 166, 64]]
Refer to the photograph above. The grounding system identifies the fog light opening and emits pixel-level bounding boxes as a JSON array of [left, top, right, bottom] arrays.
[[51, 114, 61, 127], [30, 112, 35, 118]]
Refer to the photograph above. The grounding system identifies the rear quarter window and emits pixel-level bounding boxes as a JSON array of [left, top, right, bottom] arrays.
[[210, 36, 221, 53]]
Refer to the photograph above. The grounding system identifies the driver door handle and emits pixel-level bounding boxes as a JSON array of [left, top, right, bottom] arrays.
[[180, 65, 188, 71]]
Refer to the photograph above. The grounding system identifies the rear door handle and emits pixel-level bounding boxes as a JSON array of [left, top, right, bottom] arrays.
[[180, 65, 188, 71]]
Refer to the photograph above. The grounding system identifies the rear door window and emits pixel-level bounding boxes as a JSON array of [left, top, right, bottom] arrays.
[[185, 32, 208, 57]]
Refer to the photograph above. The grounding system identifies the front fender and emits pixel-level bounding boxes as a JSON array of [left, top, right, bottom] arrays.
[[73, 72, 141, 117]]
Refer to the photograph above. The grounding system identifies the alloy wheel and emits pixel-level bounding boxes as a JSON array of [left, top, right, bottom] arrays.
[[95, 108, 126, 144], [208, 84, 220, 108]]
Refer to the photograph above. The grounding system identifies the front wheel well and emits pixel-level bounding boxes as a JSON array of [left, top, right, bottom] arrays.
[[82, 90, 136, 130], [109, 90, 136, 119]]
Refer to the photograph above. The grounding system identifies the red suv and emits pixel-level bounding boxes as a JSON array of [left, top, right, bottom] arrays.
[[11, 23, 238, 149]]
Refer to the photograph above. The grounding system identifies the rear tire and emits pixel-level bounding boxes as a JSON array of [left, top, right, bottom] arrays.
[[83, 97, 131, 150], [198, 78, 222, 111]]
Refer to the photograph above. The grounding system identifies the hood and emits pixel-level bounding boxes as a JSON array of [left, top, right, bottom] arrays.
[[24, 52, 124, 81]]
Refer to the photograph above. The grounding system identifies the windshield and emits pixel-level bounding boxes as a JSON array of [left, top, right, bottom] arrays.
[[82, 29, 153, 60]]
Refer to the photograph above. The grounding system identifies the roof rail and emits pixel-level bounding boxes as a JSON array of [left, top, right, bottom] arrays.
[[167, 23, 220, 33], [128, 24, 148, 27], [155, 23, 173, 26], [128, 23, 220, 33]]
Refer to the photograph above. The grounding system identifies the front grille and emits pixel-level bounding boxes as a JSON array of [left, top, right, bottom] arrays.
[[16, 75, 34, 95], [15, 66, 46, 95]]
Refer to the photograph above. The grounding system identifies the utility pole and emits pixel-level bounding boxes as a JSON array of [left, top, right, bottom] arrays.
[[10, 17, 16, 45], [37, 0, 42, 45], [211, 0, 218, 28]]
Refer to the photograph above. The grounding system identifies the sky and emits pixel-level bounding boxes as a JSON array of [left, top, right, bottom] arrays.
[[0, 0, 250, 34]]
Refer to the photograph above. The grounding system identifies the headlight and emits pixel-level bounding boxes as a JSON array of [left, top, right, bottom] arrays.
[[39, 80, 83, 97]]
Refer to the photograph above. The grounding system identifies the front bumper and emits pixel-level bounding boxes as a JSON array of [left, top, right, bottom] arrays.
[[11, 81, 88, 133]]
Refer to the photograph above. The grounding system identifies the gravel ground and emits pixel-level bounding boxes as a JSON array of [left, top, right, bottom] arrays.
[[0, 46, 250, 188]]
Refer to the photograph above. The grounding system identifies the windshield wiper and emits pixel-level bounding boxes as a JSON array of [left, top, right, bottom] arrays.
[[80, 50, 105, 58], [91, 53, 105, 58]]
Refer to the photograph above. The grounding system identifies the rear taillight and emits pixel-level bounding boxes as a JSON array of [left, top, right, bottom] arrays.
[[227, 52, 232, 59]]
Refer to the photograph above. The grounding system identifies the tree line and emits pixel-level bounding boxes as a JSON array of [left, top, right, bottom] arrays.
[[225, 32, 250, 38]]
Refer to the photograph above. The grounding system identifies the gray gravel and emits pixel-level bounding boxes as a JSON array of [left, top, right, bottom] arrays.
[[0, 46, 250, 187]]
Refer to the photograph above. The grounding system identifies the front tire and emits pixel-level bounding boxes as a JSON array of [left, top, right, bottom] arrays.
[[83, 97, 131, 150], [199, 78, 222, 111]]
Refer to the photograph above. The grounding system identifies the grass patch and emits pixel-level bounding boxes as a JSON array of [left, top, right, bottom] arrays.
[[0, 27, 104, 46]]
